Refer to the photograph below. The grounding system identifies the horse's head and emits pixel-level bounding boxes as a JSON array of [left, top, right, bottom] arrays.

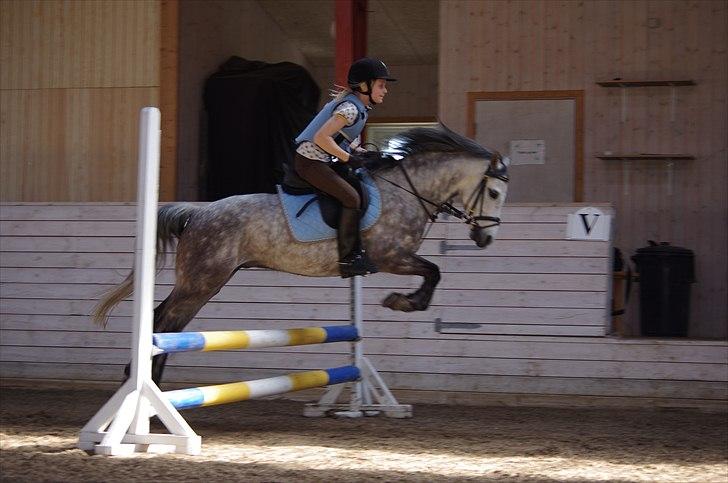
[[463, 153, 510, 248], [379, 123, 510, 249]]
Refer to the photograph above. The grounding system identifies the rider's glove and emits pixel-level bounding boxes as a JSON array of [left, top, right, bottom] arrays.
[[346, 152, 367, 169]]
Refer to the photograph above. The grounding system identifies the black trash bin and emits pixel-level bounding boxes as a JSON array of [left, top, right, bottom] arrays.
[[632, 241, 695, 337]]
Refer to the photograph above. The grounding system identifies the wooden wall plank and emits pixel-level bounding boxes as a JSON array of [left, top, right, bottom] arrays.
[[0, 203, 613, 221], [0, 238, 609, 274], [5, 326, 724, 364], [1, 283, 608, 309], [0, 220, 583, 240], [1, 345, 725, 383], [2, 312, 725, 347], [0, 297, 604, 326], [0, 239, 610, 260], [0, 249, 612, 272], [0, 268, 609, 293]]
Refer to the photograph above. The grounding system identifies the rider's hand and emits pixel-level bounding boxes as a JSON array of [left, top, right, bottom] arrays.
[[347, 151, 396, 170], [346, 152, 367, 169]]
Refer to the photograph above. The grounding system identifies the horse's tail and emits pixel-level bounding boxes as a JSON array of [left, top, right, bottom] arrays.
[[91, 203, 200, 327]]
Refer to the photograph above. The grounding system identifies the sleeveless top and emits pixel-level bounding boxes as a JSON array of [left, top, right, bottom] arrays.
[[295, 93, 368, 161]]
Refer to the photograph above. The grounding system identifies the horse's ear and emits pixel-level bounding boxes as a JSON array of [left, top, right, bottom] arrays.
[[490, 152, 502, 168], [501, 156, 511, 167]]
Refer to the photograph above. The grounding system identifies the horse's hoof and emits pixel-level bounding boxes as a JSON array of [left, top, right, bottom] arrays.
[[382, 293, 416, 312]]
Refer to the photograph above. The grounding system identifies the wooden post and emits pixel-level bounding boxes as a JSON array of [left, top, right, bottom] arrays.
[[159, 0, 179, 201], [335, 0, 367, 86]]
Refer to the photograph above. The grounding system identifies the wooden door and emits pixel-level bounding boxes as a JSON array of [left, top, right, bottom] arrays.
[[468, 91, 584, 202]]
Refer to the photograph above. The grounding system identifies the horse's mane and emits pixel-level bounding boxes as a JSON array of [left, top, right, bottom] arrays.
[[364, 123, 495, 171]]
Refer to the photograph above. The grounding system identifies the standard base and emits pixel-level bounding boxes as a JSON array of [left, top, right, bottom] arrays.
[[303, 356, 413, 419], [78, 431, 201, 456], [77, 378, 201, 456]]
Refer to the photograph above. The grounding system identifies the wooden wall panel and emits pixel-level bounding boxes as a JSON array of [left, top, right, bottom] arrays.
[[0, 0, 159, 89], [0, 0, 161, 202], [440, 0, 727, 338], [1, 88, 158, 201]]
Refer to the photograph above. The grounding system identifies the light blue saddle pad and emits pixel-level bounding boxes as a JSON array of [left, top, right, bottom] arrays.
[[277, 171, 381, 243]]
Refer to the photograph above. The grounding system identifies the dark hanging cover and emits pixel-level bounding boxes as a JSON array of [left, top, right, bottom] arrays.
[[203, 56, 320, 200]]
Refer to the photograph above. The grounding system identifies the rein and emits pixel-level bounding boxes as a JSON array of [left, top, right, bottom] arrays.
[[370, 159, 509, 230]]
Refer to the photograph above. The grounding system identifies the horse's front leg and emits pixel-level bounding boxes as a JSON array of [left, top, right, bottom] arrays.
[[381, 254, 440, 312]]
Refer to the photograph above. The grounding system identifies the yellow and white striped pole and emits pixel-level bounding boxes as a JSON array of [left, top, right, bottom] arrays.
[[152, 325, 359, 355], [165, 366, 361, 410]]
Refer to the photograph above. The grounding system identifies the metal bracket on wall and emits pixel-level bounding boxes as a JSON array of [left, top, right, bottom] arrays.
[[434, 318, 481, 333]]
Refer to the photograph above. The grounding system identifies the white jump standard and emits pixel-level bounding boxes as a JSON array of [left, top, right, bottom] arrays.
[[77, 107, 410, 456]]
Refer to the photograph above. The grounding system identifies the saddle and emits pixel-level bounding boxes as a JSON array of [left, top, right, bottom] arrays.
[[281, 163, 370, 229], [277, 164, 381, 243]]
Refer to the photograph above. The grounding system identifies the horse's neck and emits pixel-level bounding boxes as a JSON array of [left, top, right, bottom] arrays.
[[397, 155, 482, 202]]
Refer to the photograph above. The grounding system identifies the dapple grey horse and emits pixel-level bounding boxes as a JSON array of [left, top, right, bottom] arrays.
[[93, 124, 510, 383]]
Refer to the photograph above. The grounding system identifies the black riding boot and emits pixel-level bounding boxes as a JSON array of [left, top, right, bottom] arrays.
[[338, 207, 378, 278]]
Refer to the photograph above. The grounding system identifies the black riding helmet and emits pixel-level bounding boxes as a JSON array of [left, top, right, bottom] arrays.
[[347, 58, 396, 104]]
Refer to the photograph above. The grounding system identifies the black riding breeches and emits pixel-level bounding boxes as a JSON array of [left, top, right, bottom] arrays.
[[294, 153, 361, 209]]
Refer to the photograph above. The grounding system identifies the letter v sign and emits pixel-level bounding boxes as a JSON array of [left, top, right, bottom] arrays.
[[567, 207, 611, 240], [579, 213, 600, 234]]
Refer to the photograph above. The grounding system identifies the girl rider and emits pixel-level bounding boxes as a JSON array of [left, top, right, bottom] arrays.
[[294, 58, 396, 278]]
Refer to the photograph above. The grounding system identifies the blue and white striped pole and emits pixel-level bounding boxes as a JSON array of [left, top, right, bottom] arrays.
[[152, 325, 358, 355]]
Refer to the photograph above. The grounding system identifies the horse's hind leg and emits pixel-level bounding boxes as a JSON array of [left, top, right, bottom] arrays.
[[122, 262, 238, 385], [381, 253, 441, 312], [152, 266, 240, 383]]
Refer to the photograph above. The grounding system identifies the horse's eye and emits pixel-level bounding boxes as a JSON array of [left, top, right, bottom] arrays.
[[488, 189, 499, 200]]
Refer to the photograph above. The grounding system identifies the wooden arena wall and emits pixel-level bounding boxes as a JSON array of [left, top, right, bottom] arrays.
[[439, 0, 728, 338], [0, 0, 162, 201], [1, 202, 726, 410]]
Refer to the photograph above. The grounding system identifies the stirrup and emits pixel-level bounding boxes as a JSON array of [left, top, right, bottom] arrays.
[[339, 251, 378, 278]]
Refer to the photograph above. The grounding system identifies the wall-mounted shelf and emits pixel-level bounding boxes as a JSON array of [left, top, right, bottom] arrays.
[[599, 154, 694, 196], [596, 153, 695, 160], [597, 80, 696, 122], [596, 80, 696, 87], [595, 79, 697, 196]]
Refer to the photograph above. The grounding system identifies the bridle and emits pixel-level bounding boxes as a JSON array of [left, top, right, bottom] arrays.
[[462, 159, 510, 230], [371, 154, 510, 231]]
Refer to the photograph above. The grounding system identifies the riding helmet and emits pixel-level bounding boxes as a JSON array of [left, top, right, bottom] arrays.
[[347, 58, 397, 85]]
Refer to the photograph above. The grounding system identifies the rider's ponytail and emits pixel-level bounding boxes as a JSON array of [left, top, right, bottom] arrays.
[[330, 84, 353, 101]]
